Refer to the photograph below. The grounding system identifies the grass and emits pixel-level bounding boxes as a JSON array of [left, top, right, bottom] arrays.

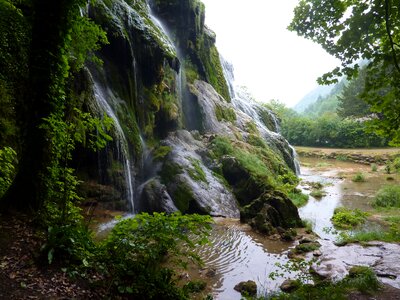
[[371, 163, 378, 172], [336, 154, 348, 161], [288, 192, 309, 207], [373, 185, 400, 208], [264, 266, 381, 300], [310, 189, 326, 198], [331, 207, 368, 229], [352, 172, 366, 182]]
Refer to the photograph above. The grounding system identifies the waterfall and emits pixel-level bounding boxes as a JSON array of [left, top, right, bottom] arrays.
[[88, 71, 136, 211], [147, 3, 202, 131], [220, 56, 301, 175]]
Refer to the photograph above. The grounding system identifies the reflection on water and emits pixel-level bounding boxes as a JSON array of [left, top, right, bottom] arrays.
[[194, 220, 295, 300], [298, 157, 399, 239]]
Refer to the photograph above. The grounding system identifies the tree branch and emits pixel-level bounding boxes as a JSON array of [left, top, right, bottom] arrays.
[[384, 0, 400, 74]]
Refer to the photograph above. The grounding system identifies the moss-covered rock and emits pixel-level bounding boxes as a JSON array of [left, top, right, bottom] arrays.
[[150, 0, 230, 101], [233, 280, 257, 296], [240, 191, 302, 234]]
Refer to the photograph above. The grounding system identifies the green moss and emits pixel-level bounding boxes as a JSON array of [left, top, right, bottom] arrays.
[[153, 146, 172, 161], [210, 136, 297, 195], [245, 121, 258, 135], [331, 207, 368, 229], [184, 59, 200, 83], [187, 157, 207, 183], [215, 104, 236, 123], [247, 134, 266, 148], [294, 242, 321, 254], [310, 189, 326, 198], [171, 183, 195, 213], [160, 162, 183, 184], [289, 192, 309, 207]]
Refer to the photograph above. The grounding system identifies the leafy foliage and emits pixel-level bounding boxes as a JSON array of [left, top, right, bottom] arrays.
[[331, 207, 368, 229], [0, 147, 17, 198], [267, 100, 387, 148], [289, 0, 400, 145], [373, 185, 400, 208], [99, 212, 212, 299]]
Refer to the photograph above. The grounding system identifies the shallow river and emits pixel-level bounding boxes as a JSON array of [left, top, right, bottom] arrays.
[[199, 157, 400, 299]]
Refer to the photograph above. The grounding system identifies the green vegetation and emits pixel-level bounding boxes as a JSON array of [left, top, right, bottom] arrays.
[[310, 189, 326, 199], [331, 207, 368, 229], [153, 145, 172, 161], [352, 172, 366, 182], [267, 100, 387, 149], [265, 266, 381, 300], [339, 226, 400, 244], [187, 157, 207, 184], [288, 191, 309, 207], [289, 0, 400, 146], [336, 154, 348, 161], [100, 213, 212, 299], [371, 163, 378, 172], [215, 104, 236, 123], [0, 147, 17, 198], [373, 185, 400, 208]]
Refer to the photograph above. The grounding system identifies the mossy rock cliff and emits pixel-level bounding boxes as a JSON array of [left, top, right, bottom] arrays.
[[150, 0, 230, 101]]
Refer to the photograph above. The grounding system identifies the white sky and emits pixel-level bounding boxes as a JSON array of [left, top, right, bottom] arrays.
[[200, 0, 340, 107]]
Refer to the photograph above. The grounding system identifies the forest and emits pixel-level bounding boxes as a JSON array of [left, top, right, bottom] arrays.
[[0, 0, 400, 299]]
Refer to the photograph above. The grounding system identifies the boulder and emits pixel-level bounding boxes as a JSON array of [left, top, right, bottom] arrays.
[[280, 279, 300, 293], [139, 178, 178, 213], [234, 280, 257, 296], [240, 191, 302, 235]]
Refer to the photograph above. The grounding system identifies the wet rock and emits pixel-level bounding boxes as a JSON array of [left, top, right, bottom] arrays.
[[294, 241, 321, 254], [280, 279, 300, 293], [139, 178, 178, 213], [240, 191, 302, 235], [312, 240, 400, 289], [205, 268, 216, 278], [234, 280, 257, 296], [299, 237, 316, 244], [313, 250, 322, 257], [160, 130, 240, 218]]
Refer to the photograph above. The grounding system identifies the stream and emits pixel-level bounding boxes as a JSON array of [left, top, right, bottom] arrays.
[[194, 157, 400, 299]]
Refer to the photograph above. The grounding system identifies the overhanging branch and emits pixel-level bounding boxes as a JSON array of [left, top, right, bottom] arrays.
[[384, 0, 400, 74]]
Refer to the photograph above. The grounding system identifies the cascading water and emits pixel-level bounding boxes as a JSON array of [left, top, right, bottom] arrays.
[[148, 2, 202, 131], [220, 56, 301, 174], [88, 71, 135, 211]]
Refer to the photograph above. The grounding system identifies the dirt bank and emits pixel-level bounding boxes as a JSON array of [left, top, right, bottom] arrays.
[[296, 146, 400, 165]]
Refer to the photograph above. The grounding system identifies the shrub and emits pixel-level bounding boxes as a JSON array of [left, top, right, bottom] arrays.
[[331, 207, 368, 229], [370, 163, 378, 172], [352, 172, 366, 182], [373, 185, 400, 208], [288, 192, 309, 207], [100, 212, 212, 299]]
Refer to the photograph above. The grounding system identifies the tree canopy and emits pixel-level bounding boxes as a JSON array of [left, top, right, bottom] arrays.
[[289, 0, 400, 145]]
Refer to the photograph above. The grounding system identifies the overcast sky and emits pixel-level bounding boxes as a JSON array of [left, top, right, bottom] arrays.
[[200, 0, 340, 107]]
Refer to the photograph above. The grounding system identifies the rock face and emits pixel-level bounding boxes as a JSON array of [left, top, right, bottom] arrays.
[[73, 0, 302, 232], [312, 240, 400, 289], [159, 130, 240, 218]]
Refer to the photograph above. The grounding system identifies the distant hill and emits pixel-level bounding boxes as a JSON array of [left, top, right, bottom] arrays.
[[302, 79, 347, 117], [293, 84, 334, 113]]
